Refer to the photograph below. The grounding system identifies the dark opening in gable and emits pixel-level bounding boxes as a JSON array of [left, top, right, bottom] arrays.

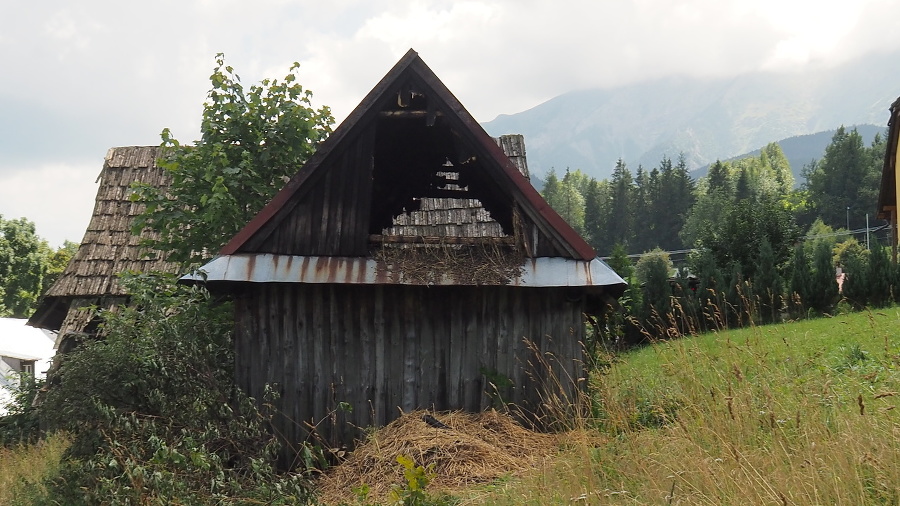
[[368, 104, 517, 242]]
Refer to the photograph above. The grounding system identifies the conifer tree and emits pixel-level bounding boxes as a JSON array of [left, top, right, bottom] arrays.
[[753, 238, 783, 324], [608, 159, 635, 248], [635, 249, 673, 329], [807, 240, 839, 313], [788, 245, 812, 316], [583, 178, 607, 251], [866, 238, 891, 307]]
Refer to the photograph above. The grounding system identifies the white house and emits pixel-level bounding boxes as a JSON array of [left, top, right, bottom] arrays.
[[0, 318, 55, 414]]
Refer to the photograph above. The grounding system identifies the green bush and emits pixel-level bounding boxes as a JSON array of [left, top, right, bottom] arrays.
[[36, 273, 315, 504], [0, 375, 42, 446]]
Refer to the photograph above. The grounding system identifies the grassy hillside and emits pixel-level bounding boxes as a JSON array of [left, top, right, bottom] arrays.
[[5, 309, 899, 504], [463, 309, 900, 504]]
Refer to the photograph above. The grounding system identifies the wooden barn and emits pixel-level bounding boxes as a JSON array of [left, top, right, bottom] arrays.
[[187, 50, 626, 453], [27, 146, 178, 349], [878, 95, 900, 261]]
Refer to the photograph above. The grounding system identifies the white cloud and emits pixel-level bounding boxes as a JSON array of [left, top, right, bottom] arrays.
[[4, 0, 900, 244], [0, 163, 98, 247]]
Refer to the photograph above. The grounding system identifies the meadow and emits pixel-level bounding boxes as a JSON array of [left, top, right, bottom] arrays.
[[461, 308, 900, 504], [3, 308, 898, 505]]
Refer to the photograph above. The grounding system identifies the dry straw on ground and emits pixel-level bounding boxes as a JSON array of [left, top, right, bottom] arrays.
[[316, 409, 559, 503]]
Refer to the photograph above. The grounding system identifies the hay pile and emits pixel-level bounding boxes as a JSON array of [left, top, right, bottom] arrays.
[[316, 410, 559, 503]]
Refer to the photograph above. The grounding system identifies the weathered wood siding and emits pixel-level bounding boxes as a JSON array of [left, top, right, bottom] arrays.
[[243, 129, 376, 257], [233, 284, 585, 450]]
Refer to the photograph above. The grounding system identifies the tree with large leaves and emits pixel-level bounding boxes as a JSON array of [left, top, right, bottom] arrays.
[[132, 54, 334, 268], [0, 216, 50, 318]]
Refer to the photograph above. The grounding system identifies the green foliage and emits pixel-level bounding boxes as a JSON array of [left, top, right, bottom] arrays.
[[691, 195, 799, 280], [803, 126, 884, 231], [833, 237, 866, 269], [705, 160, 731, 196], [583, 178, 608, 248], [865, 239, 892, 308], [36, 274, 314, 504], [543, 169, 586, 234], [42, 240, 77, 291], [606, 159, 635, 249], [605, 243, 633, 280], [389, 455, 436, 505], [788, 244, 812, 316], [807, 240, 839, 314], [132, 53, 334, 268], [0, 377, 43, 446], [341, 455, 456, 506], [685, 248, 725, 331], [0, 216, 50, 317], [635, 249, 673, 323], [752, 238, 783, 324]]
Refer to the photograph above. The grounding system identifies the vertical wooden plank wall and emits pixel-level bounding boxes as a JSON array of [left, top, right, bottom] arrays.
[[234, 284, 586, 452]]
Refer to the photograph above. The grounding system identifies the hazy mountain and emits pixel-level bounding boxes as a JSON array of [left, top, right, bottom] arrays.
[[691, 124, 887, 186], [483, 49, 900, 180]]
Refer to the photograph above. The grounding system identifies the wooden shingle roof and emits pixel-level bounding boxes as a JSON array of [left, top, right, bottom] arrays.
[[27, 146, 179, 334]]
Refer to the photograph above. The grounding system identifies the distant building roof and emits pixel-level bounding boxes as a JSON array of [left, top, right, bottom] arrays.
[[27, 146, 179, 340], [0, 318, 55, 413]]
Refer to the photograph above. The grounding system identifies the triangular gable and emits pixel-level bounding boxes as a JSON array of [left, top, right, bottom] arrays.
[[220, 49, 595, 261]]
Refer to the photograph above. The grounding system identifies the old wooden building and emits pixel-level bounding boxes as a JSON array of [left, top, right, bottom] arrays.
[[27, 146, 178, 349], [188, 50, 626, 453], [877, 95, 900, 260]]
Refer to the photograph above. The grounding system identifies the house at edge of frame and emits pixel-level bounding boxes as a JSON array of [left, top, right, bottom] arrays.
[[185, 49, 627, 454], [877, 95, 900, 261]]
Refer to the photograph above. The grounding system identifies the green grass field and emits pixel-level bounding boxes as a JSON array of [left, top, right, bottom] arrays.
[[463, 309, 900, 505], [4, 309, 899, 505]]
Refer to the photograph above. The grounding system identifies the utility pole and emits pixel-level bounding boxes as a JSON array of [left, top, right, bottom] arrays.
[[866, 213, 870, 250]]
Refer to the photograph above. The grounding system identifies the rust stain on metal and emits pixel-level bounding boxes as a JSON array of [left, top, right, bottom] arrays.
[[186, 254, 626, 290], [244, 254, 257, 280], [300, 256, 311, 281], [284, 255, 294, 280]]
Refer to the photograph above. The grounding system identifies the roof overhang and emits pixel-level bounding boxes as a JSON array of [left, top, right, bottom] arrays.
[[183, 254, 626, 291]]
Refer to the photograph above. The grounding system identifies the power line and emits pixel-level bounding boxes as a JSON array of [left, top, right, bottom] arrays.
[[600, 224, 892, 260]]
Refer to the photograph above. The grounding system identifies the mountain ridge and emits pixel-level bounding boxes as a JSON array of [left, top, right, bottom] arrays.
[[483, 49, 900, 180]]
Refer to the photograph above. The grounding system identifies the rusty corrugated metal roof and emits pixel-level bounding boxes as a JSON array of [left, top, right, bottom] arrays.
[[184, 254, 626, 289]]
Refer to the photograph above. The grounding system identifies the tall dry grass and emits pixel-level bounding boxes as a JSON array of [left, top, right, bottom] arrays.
[[0, 432, 70, 504], [460, 307, 900, 505]]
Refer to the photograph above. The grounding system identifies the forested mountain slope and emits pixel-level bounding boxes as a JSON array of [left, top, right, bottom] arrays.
[[484, 49, 900, 179]]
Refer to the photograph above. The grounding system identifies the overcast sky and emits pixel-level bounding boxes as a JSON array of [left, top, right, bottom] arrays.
[[3, 0, 900, 247]]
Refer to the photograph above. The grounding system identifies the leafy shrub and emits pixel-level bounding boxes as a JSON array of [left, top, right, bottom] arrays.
[[36, 273, 315, 504], [0, 375, 43, 445]]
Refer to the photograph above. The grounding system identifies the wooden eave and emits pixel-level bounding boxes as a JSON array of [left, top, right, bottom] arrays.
[[220, 49, 596, 261], [877, 96, 900, 220]]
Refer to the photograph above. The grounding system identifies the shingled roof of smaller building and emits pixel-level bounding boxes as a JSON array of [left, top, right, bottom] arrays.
[[27, 146, 179, 337]]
